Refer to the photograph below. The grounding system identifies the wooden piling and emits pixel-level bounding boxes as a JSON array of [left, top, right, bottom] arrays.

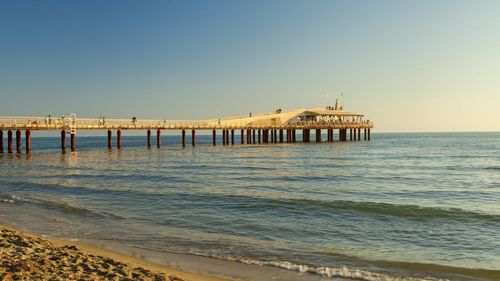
[[16, 130, 21, 153], [364, 128, 367, 141], [316, 129, 321, 142], [292, 129, 296, 142], [156, 129, 161, 148], [117, 130, 121, 149], [222, 129, 226, 145], [350, 129, 353, 141], [212, 129, 216, 146], [302, 129, 306, 142], [0, 130, 3, 153], [7, 130, 13, 153], [258, 129, 261, 144], [225, 129, 229, 145], [231, 129, 235, 145], [147, 129, 151, 148], [192, 129, 196, 146], [247, 129, 251, 144], [182, 129, 186, 147], [358, 128, 361, 141], [253, 129, 256, 144], [240, 129, 244, 144], [108, 130, 113, 149], [353, 129, 357, 141], [368, 128, 371, 141], [61, 130, 66, 152], [25, 130, 31, 153], [70, 133, 76, 151], [279, 129, 283, 143]]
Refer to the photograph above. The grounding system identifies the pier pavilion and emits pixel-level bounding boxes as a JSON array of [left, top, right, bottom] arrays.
[[0, 106, 373, 153]]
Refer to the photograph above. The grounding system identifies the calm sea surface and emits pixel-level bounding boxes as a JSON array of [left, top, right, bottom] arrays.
[[1, 132, 499, 280]]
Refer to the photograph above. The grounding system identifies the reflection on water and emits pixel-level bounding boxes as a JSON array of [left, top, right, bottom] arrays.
[[1, 132, 500, 281]]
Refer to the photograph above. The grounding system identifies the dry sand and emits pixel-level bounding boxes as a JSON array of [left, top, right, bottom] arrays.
[[0, 225, 230, 281]]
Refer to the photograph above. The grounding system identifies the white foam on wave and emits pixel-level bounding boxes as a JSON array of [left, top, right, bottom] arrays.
[[192, 253, 449, 281]]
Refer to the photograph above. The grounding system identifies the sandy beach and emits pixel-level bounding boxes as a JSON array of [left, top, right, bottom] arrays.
[[0, 225, 229, 281]]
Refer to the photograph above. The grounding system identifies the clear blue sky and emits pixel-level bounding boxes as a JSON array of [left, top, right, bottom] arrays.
[[1, 0, 499, 132]]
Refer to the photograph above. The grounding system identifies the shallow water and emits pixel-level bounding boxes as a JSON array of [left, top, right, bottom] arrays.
[[1, 132, 499, 280]]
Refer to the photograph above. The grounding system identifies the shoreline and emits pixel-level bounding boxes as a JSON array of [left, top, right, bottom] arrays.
[[0, 224, 231, 281], [1, 221, 499, 281]]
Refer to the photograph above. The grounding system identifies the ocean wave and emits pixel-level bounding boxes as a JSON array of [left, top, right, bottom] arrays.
[[0, 193, 121, 219], [191, 252, 450, 281], [483, 166, 500, 170], [232, 196, 500, 223]]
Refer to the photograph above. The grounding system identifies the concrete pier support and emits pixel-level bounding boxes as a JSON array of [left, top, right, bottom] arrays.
[[364, 128, 367, 141], [292, 129, 296, 142], [108, 130, 113, 149], [0, 130, 3, 153], [117, 130, 122, 149], [350, 129, 353, 141], [212, 130, 216, 146], [192, 129, 196, 146], [270, 129, 274, 143], [258, 129, 261, 144], [353, 129, 357, 141], [368, 128, 371, 141], [146, 130, 151, 148], [70, 133, 76, 151], [182, 129, 186, 147], [25, 130, 31, 153], [252, 129, 256, 144], [273, 129, 277, 143], [222, 129, 226, 145], [16, 130, 21, 153], [316, 129, 321, 142], [226, 129, 229, 145], [156, 129, 161, 148], [61, 130, 66, 151], [358, 128, 361, 141], [231, 129, 235, 145], [279, 129, 283, 143], [240, 129, 244, 144]]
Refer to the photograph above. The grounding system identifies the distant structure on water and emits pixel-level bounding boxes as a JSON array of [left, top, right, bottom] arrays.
[[0, 101, 373, 153]]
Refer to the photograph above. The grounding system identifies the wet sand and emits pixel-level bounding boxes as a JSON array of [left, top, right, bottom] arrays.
[[0, 225, 229, 281]]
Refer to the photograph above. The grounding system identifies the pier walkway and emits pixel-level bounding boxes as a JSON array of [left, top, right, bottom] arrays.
[[0, 107, 373, 153]]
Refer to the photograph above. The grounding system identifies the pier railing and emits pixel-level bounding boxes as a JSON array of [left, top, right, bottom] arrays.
[[0, 117, 373, 130]]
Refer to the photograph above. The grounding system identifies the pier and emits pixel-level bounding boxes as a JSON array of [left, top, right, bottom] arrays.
[[0, 106, 373, 153]]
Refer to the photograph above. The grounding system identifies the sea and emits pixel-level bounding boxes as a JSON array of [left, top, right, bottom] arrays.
[[0, 132, 499, 281]]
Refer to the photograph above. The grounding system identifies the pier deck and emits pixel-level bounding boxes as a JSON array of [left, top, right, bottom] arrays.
[[0, 107, 373, 153]]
